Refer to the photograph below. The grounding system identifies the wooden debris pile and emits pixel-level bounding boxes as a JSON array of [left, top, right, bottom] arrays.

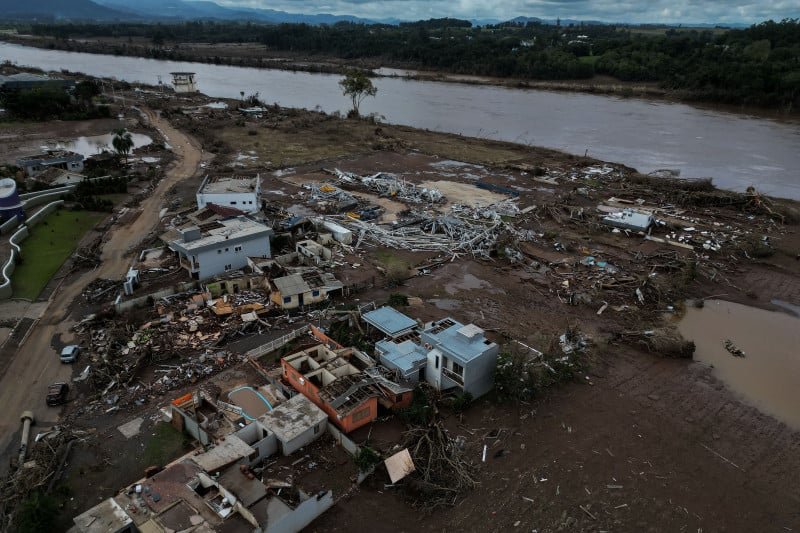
[[402, 420, 478, 509]]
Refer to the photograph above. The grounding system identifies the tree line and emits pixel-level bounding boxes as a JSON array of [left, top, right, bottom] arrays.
[[22, 18, 800, 109]]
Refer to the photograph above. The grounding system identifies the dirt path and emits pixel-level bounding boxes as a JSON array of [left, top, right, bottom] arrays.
[[0, 109, 203, 472]]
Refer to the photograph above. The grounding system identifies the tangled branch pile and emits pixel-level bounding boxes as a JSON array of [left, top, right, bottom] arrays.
[[0, 430, 76, 531], [402, 420, 477, 509]]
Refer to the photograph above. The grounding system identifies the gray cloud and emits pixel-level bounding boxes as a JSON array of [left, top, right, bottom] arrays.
[[215, 0, 800, 23]]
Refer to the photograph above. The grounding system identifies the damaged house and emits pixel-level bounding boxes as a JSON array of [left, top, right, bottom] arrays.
[[366, 307, 499, 398], [73, 427, 333, 533], [16, 149, 84, 177], [268, 271, 342, 310], [197, 174, 261, 213], [281, 336, 412, 433], [165, 212, 272, 281]]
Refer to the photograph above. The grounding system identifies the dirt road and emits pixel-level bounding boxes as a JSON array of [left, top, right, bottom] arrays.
[[0, 109, 203, 471]]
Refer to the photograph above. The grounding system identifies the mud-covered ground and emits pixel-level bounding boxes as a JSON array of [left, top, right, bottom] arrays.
[[4, 86, 799, 531]]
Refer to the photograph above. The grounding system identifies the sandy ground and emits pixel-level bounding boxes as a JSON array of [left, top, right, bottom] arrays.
[[0, 108, 204, 473]]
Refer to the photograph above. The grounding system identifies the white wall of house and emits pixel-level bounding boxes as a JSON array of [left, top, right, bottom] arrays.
[[274, 289, 326, 310], [176, 234, 270, 280], [197, 191, 260, 213]]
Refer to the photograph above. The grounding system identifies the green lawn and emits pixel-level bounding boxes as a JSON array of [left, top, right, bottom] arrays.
[[11, 209, 105, 300]]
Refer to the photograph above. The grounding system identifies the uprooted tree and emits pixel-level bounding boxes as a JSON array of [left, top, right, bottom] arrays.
[[339, 69, 377, 117]]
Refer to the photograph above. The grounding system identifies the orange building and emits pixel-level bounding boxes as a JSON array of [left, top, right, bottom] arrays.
[[281, 336, 412, 433]]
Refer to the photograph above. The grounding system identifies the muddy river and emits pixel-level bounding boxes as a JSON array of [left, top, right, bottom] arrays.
[[2, 42, 799, 199], [677, 300, 800, 430]]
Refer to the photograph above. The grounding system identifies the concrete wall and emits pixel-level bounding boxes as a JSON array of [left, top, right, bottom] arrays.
[[114, 281, 199, 313], [0, 200, 64, 300], [170, 405, 211, 446], [281, 420, 325, 456], [326, 422, 360, 457], [462, 343, 499, 399], [235, 423, 278, 466], [197, 191, 259, 213], [266, 490, 334, 533]]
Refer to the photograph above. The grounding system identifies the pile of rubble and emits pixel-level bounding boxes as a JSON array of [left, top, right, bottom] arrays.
[[71, 289, 276, 412], [332, 169, 444, 204]]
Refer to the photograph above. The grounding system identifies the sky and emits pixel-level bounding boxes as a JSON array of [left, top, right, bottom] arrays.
[[215, 0, 800, 23]]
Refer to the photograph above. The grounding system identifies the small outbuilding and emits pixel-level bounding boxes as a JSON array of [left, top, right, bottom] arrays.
[[257, 394, 327, 456]]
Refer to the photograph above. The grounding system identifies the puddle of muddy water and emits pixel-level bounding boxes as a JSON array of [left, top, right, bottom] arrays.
[[429, 298, 461, 311], [677, 299, 800, 430], [46, 132, 153, 158]]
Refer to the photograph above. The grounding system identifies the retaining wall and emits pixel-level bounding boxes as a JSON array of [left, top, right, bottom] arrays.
[[0, 200, 65, 300], [0, 215, 20, 236]]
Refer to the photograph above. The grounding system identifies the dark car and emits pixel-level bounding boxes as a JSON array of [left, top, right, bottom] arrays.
[[46, 382, 69, 406]]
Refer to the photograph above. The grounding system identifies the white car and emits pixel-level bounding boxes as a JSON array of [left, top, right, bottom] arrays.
[[60, 345, 80, 364]]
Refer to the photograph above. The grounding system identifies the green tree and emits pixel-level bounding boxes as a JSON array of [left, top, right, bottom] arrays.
[[111, 128, 134, 163], [338, 69, 377, 117]]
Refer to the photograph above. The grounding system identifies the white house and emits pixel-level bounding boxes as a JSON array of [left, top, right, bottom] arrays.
[[168, 216, 271, 280], [170, 71, 198, 93], [197, 174, 261, 213], [366, 307, 499, 398], [16, 150, 84, 177], [421, 319, 499, 398]]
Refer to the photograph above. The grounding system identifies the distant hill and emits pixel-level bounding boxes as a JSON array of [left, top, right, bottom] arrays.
[[0, 0, 132, 20], [93, 0, 379, 24]]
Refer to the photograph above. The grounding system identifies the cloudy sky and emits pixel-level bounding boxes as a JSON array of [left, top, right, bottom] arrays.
[[216, 0, 800, 23]]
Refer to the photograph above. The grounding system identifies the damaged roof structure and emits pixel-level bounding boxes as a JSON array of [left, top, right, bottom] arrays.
[[167, 215, 272, 280], [197, 174, 261, 213], [281, 330, 413, 433], [73, 426, 333, 533]]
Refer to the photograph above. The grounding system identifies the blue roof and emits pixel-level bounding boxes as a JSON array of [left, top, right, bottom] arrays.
[[376, 338, 428, 373], [363, 306, 417, 337], [422, 320, 493, 364]]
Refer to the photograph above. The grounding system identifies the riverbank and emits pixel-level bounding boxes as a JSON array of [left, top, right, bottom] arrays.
[[4, 39, 800, 200], [3, 33, 786, 113]]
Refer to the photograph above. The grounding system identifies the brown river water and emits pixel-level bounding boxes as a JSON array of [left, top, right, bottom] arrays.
[[2, 42, 799, 199], [677, 300, 800, 430]]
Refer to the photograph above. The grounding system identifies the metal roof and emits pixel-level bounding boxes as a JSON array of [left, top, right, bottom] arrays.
[[376, 338, 428, 374], [363, 306, 417, 337], [422, 318, 495, 364]]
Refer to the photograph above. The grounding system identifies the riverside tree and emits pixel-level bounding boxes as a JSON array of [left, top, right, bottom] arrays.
[[339, 70, 377, 117], [111, 128, 134, 163]]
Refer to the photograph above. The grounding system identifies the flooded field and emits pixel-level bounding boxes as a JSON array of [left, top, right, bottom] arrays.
[[51, 132, 153, 158], [678, 300, 800, 430]]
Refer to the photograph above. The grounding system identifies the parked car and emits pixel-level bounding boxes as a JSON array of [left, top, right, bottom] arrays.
[[46, 382, 69, 406], [60, 345, 80, 363]]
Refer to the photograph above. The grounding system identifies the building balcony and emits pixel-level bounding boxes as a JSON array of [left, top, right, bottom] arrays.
[[441, 367, 464, 387]]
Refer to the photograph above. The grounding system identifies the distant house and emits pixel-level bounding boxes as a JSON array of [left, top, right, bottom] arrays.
[[16, 150, 84, 177], [29, 167, 86, 188], [0, 73, 75, 92], [268, 271, 342, 310], [366, 307, 499, 398], [167, 215, 272, 280], [281, 331, 412, 433], [170, 72, 198, 93], [197, 174, 261, 213]]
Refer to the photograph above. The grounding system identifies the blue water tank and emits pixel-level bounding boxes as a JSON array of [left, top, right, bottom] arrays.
[[0, 178, 25, 223]]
